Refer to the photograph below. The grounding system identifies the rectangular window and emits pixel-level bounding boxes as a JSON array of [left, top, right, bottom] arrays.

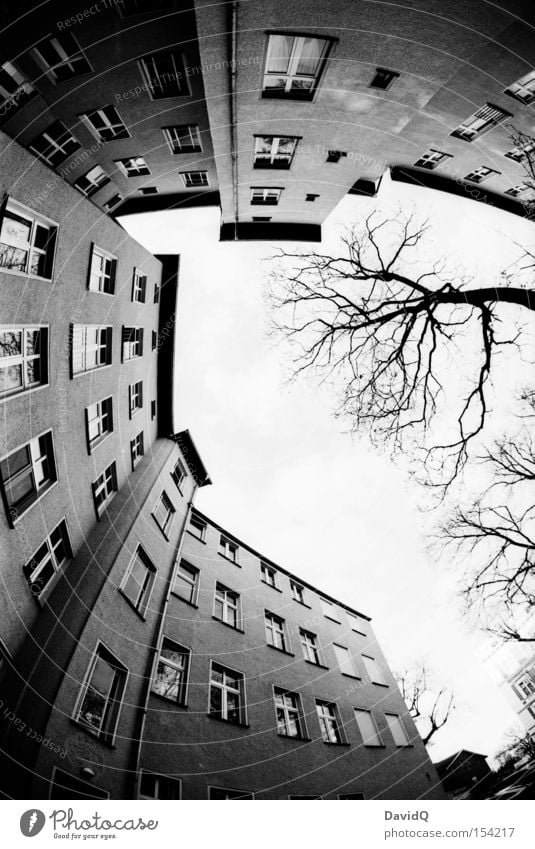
[[209, 662, 245, 725], [151, 399, 157, 419], [262, 34, 333, 100], [103, 194, 122, 211], [30, 120, 80, 167], [132, 269, 147, 302], [122, 326, 144, 360], [139, 772, 181, 800], [354, 709, 383, 746], [261, 563, 277, 588], [74, 165, 111, 197], [384, 713, 411, 746], [71, 325, 112, 375], [23, 519, 71, 599], [0, 61, 35, 123], [254, 135, 298, 169], [74, 644, 127, 744], [274, 688, 305, 738], [451, 103, 511, 141], [515, 672, 535, 699], [163, 124, 202, 153], [362, 654, 387, 685], [299, 628, 320, 664], [346, 611, 367, 635], [33, 33, 92, 82], [504, 69, 535, 104], [173, 559, 199, 605], [326, 149, 347, 163], [505, 140, 535, 162], [120, 546, 155, 614], [0, 199, 57, 279], [129, 381, 143, 417], [265, 611, 287, 651], [152, 638, 190, 704], [154, 282, 160, 304], [0, 431, 56, 522], [92, 461, 117, 517], [50, 769, 109, 800], [0, 326, 48, 400], [139, 50, 189, 98], [291, 581, 305, 604], [320, 598, 341, 622], [171, 458, 186, 491], [181, 171, 209, 188], [86, 396, 113, 451], [130, 431, 144, 470], [214, 583, 241, 629], [152, 491, 175, 537], [333, 644, 359, 678], [316, 700, 344, 744], [505, 184, 530, 197], [209, 787, 253, 800], [251, 187, 282, 205], [80, 105, 130, 142], [116, 156, 150, 177], [465, 166, 499, 183], [88, 244, 117, 294], [219, 535, 239, 563], [140, 186, 158, 195], [413, 148, 452, 170], [152, 330, 157, 350], [369, 67, 399, 89], [189, 513, 206, 540]]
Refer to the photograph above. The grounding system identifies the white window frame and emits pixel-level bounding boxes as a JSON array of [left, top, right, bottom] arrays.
[[189, 512, 206, 541], [85, 396, 113, 452], [346, 611, 367, 635], [0, 61, 35, 118], [116, 156, 150, 177], [171, 458, 186, 491], [173, 559, 200, 605], [120, 546, 155, 615], [71, 324, 112, 376], [274, 688, 306, 739], [0, 429, 57, 525], [152, 638, 190, 705], [32, 33, 92, 83], [0, 198, 58, 280], [265, 611, 287, 651], [0, 325, 49, 401], [30, 120, 80, 167], [354, 708, 383, 746], [299, 628, 320, 664], [132, 268, 147, 303], [451, 103, 511, 141], [92, 461, 117, 518], [152, 490, 175, 538], [505, 183, 531, 197], [208, 786, 254, 800], [49, 767, 109, 800], [250, 187, 282, 205], [362, 654, 387, 685], [129, 380, 143, 418], [214, 582, 241, 629], [333, 643, 359, 678], [320, 598, 341, 622], [139, 50, 190, 99], [209, 661, 246, 725], [515, 672, 535, 699], [73, 641, 128, 745], [504, 69, 535, 104], [122, 326, 144, 361], [181, 171, 209, 188], [505, 140, 535, 162], [253, 135, 299, 168], [262, 34, 332, 99], [316, 700, 344, 744], [74, 165, 110, 197], [465, 166, 499, 183], [413, 148, 452, 170], [163, 124, 202, 154], [24, 518, 71, 601], [219, 535, 239, 563], [384, 713, 411, 746], [261, 563, 277, 587], [290, 580, 305, 604], [88, 244, 117, 295], [80, 105, 130, 142], [138, 771, 182, 800], [130, 431, 144, 470]]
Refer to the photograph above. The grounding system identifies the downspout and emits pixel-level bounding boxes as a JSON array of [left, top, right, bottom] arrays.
[[131, 484, 198, 798], [230, 0, 239, 239]]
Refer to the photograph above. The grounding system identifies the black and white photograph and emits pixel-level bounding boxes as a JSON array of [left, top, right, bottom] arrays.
[[0, 0, 533, 843]]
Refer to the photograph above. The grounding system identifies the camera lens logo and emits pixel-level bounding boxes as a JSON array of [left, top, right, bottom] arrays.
[[20, 810, 46, 837]]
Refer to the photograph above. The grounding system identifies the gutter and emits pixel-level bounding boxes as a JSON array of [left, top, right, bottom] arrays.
[[230, 0, 239, 238]]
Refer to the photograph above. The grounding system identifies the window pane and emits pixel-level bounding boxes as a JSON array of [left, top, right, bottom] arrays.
[[296, 38, 325, 75], [266, 35, 292, 73]]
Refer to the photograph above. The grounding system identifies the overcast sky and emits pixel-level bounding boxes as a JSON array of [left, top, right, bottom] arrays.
[[119, 177, 535, 763]]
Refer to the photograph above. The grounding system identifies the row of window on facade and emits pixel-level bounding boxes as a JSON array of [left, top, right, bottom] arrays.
[[72, 633, 409, 758]]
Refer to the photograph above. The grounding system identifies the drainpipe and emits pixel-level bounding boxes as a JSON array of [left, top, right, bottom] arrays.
[[230, 1, 239, 239], [131, 484, 198, 798]]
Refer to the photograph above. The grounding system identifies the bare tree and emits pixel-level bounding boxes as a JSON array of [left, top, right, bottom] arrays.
[[270, 212, 534, 490], [396, 663, 455, 746], [506, 124, 535, 216], [443, 391, 535, 642], [495, 729, 535, 770]]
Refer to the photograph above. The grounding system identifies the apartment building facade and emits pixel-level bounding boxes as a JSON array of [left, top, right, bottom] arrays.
[[481, 627, 535, 740], [138, 509, 445, 800]]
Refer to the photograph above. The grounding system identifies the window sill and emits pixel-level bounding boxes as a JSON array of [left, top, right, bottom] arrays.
[[150, 690, 187, 708], [129, 408, 143, 420], [87, 289, 115, 297], [0, 266, 54, 283], [261, 580, 282, 593], [0, 381, 50, 407], [7, 479, 59, 528], [363, 744, 386, 749], [267, 643, 294, 657], [186, 529, 206, 543], [278, 734, 311, 743], [207, 714, 249, 729], [304, 660, 329, 670], [87, 431, 113, 455], [151, 513, 173, 540], [322, 740, 351, 747], [72, 363, 112, 380], [170, 591, 198, 608], [371, 681, 389, 688], [218, 552, 241, 567], [351, 628, 367, 637], [341, 672, 361, 681], [292, 599, 312, 609], [69, 719, 116, 749], [323, 615, 342, 625], [212, 616, 244, 633]]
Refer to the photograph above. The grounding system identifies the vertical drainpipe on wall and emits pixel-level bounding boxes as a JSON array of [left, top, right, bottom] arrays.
[[130, 482, 199, 799], [231, 1, 239, 239]]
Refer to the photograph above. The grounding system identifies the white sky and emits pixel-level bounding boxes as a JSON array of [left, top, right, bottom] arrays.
[[119, 177, 535, 763]]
